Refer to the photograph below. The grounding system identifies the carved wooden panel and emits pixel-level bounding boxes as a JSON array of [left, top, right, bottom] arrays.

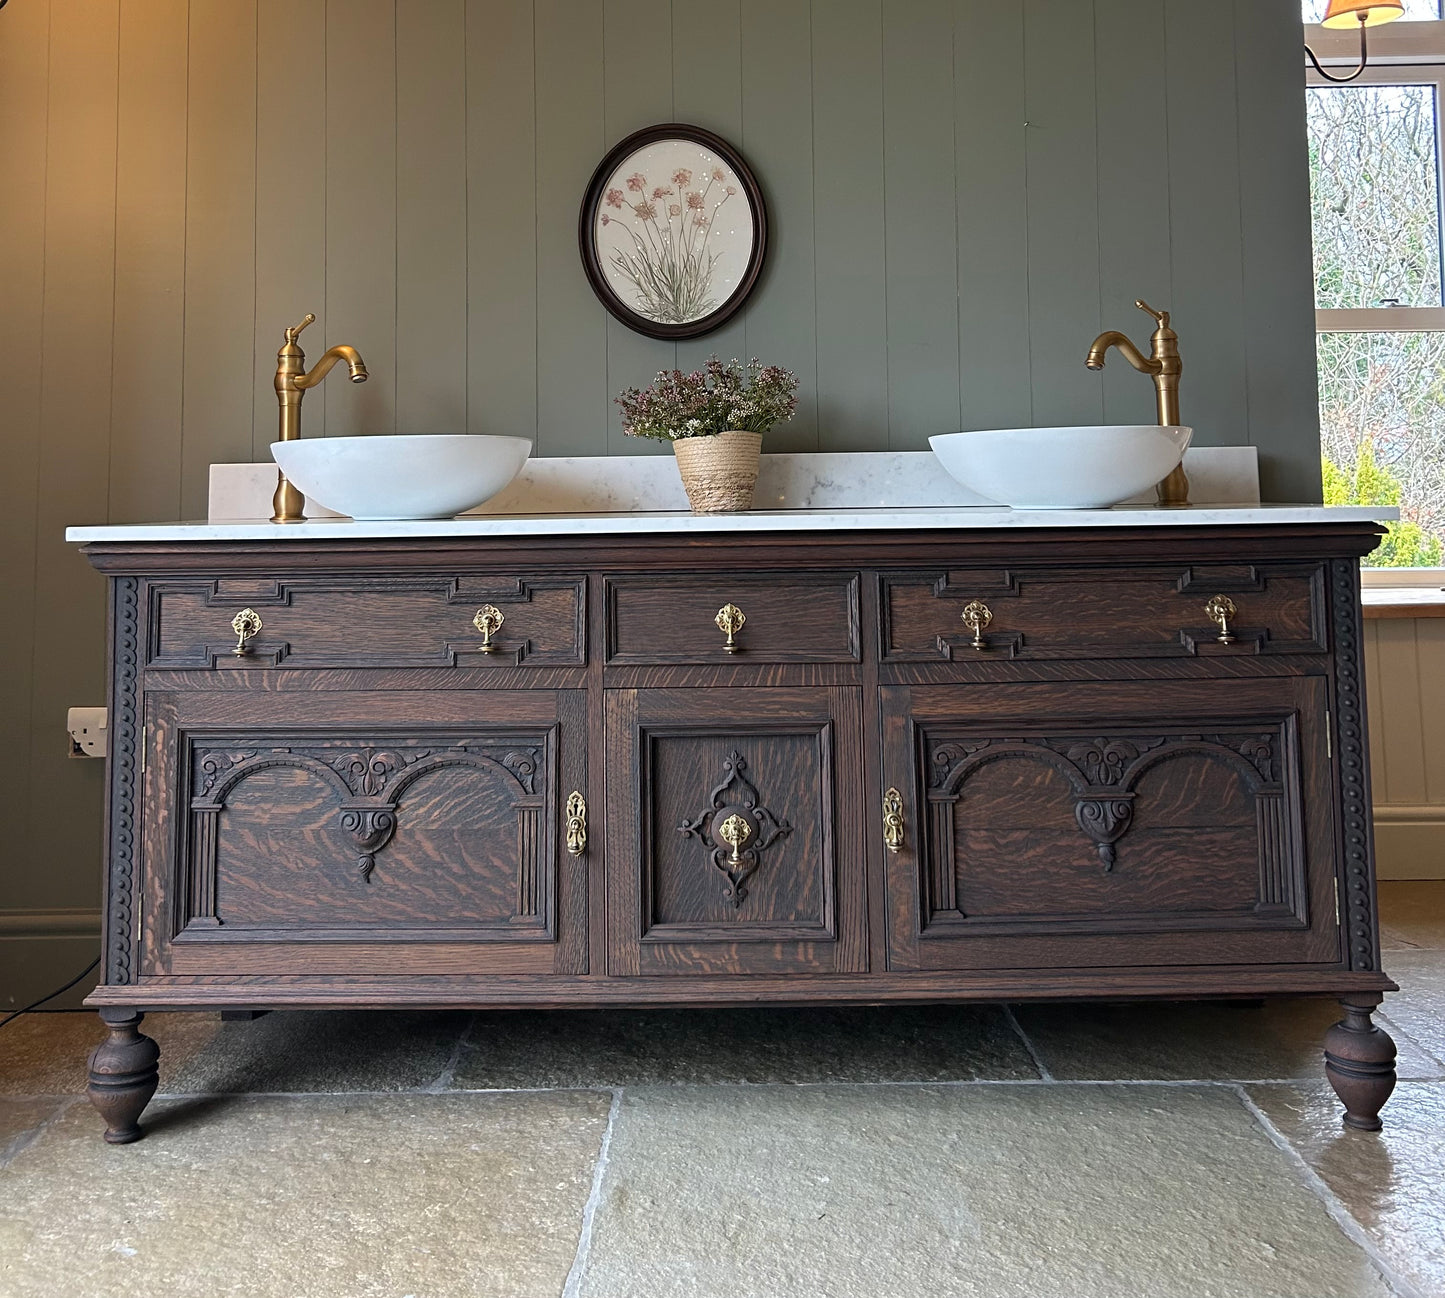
[[139, 689, 589, 978], [184, 737, 552, 938], [605, 687, 868, 975], [147, 574, 585, 668], [881, 677, 1340, 972], [878, 564, 1326, 662], [605, 573, 861, 664]]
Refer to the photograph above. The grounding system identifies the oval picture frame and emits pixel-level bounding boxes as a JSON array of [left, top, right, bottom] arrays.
[[579, 123, 768, 341]]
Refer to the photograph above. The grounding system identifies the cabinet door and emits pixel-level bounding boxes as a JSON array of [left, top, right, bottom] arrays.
[[139, 689, 588, 977], [881, 678, 1339, 971], [605, 687, 867, 976]]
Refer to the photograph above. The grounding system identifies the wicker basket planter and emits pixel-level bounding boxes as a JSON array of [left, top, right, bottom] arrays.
[[671, 431, 763, 514]]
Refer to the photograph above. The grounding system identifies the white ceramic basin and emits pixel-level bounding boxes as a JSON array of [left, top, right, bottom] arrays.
[[272, 434, 532, 521], [928, 425, 1192, 509]]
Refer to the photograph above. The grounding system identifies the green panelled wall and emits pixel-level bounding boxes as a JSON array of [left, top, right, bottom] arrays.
[[0, 0, 1320, 1003]]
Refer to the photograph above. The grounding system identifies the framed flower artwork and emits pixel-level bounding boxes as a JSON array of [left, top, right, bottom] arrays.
[[579, 123, 768, 340]]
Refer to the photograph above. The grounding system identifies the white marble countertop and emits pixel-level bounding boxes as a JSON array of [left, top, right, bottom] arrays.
[[67, 504, 1397, 544]]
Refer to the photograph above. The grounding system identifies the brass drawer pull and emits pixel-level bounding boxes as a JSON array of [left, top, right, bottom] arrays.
[[961, 600, 993, 651], [473, 604, 505, 653], [715, 603, 746, 653], [1205, 594, 1238, 645], [718, 812, 753, 863], [565, 791, 587, 856], [230, 608, 262, 656], [883, 787, 905, 853]]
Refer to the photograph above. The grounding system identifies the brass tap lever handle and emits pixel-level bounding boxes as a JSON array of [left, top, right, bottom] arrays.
[[284, 313, 316, 345], [1136, 299, 1170, 331], [883, 788, 905, 854]]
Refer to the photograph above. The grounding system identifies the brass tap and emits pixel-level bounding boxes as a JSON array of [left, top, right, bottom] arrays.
[[1085, 300, 1188, 507], [271, 313, 369, 523]]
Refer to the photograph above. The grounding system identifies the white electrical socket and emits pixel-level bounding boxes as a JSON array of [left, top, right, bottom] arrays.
[[67, 706, 108, 758]]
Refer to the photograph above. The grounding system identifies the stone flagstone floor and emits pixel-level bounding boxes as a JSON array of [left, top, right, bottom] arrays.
[[1, 881, 1442, 1298]]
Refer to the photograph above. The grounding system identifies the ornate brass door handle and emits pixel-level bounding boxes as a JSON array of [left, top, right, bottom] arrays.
[[1205, 594, 1237, 645], [717, 812, 753, 862], [230, 608, 262, 656], [961, 600, 992, 651], [883, 787, 905, 853], [715, 603, 746, 653], [565, 791, 587, 856], [473, 604, 505, 653]]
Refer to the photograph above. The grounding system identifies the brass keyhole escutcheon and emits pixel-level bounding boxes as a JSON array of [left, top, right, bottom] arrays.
[[715, 603, 746, 653], [473, 604, 505, 653], [1205, 594, 1237, 645], [565, 791, 587, 857], [717, 812, 752, 863], [231, 608, 262, 657], [961, 600, 992, 651], [882, 788, 905, 854]]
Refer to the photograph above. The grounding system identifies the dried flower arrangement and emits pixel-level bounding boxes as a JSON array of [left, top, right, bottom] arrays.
[[616, 357, 799, 442]]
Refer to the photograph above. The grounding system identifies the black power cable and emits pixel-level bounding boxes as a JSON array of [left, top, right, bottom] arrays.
[[0, 956, 101, 1032]]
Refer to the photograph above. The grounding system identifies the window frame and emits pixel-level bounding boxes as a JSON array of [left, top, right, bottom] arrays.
[[1307, 16, 1445, 580]]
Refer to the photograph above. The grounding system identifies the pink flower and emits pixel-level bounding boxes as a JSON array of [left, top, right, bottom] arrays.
[[635, 200, 657, 221], [725, 185, 737, 196], [626, 173, 647, 193], [686, 191, 705, 211], [669, 203, 681, 217], [672, 168, 692, 186], [711, 166, 726, 182], [600, 213, 610, 225], [694, 215, 707, 228], [605, 188, 624, 209], [652, 186, 673, 199]]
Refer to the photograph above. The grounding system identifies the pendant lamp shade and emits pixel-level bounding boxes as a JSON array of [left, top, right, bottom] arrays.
[[1321, 0, 1406, 28]]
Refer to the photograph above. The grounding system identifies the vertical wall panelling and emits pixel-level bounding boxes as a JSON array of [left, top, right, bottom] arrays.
[[26, 0, 120, 924], [1413, 620, 1445, 803], [110, 0, 188, 523], [1363, 621, 1386, 793], [883, 0, 961, 450], [0, 0, 50, 939], [1092, 0, 1172, 429], [603, 0, 676, 455], [1234, 0, 1324, 502], [812, 0, 889, 452], [673, 0, 746, 374], [397, 0, 468, 435], [739, 0, 817, 451], [180, 0, 258, 517], [325, 0, 397, 436], [535, 0, 607, 456], [1374, 619, 1428, 804], [1022, 0, 1103, 428], [954, 0, 1032, 432], [465, 0, 538, 441], [254, 0, 327, 455], [1163, 0, 1249, 453]]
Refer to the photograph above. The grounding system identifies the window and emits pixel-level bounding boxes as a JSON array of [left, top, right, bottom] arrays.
[[1305, 2, 1445, 566]]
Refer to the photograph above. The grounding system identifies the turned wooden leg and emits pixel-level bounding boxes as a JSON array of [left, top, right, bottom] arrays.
[[1324, 995, 1397, 1132], [86, 1010, 160, 1145]]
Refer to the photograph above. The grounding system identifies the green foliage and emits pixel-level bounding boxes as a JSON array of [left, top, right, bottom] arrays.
[[1323, 441, 1444, 567]]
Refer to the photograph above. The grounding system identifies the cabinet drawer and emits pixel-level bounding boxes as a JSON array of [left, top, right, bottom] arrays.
[[605, 573, 861, 664], [879, 564, 1325, 663], [147, 575, 585, 669]]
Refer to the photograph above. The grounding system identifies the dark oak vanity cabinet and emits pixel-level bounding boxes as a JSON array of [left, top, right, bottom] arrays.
[[78, 522, 1399, 1142]]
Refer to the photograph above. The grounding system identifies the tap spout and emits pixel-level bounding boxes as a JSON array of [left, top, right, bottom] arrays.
[[294, 345, 368, 389], [1085, 331, 1159, 375]]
